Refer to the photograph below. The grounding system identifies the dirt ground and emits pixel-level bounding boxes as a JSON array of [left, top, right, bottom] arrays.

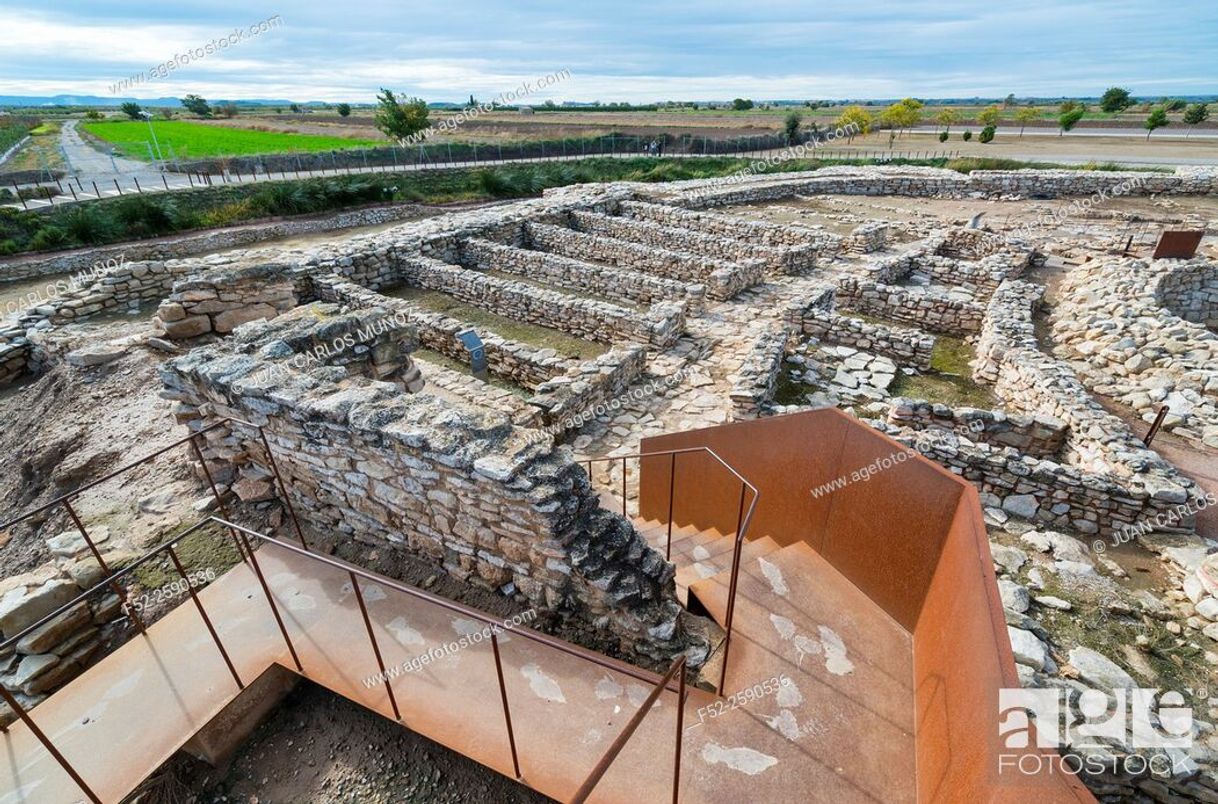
[[146, 680, 555, 804]]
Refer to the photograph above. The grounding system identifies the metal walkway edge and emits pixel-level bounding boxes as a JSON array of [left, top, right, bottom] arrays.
[[1, 526, 919, 804]]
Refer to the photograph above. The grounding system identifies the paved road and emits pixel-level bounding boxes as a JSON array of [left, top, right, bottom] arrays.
[[911, 124, 1218, 140], [59, 120, 163, 185]]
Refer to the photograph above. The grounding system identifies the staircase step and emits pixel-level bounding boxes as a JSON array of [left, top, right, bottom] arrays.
[[686, 541, 917, 803], [674, 535, 781, 605]]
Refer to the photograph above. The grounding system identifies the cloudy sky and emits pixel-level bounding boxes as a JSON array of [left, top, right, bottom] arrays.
[[2, 0, 1216, 102]]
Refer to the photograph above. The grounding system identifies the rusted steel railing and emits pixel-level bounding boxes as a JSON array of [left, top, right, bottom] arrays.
[[569, 654, 687, 804], [582, 447, 759, 693]]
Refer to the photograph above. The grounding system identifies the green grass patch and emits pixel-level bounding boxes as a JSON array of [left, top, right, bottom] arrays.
[[385, 286, 607, 360], [80, 120, 381, 160], [891, 336, 996, 408], [132, 520, 243, 590]]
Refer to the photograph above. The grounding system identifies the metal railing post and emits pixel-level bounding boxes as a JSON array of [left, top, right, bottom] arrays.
[[673, 663, 685, 804], [491, 632, 522, 780], [717, 483, 750, 693], [62, 499, 146, 634], [350, 572, 401, 721], [254, 427, 308, 550], [237, 532, 303, 672], [621, 456, 627, 517], [666, 452, 676, 561], [188, 433, 250, 563], [0, 686, 101, 803], [570, 656, 685, 804], [167, 545, 244, 691]]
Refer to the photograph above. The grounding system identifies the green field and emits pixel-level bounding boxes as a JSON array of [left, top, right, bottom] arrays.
[[80, 120, 382, 160]]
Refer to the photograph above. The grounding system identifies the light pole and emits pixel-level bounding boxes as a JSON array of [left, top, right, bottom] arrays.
[[139, 111, 164, 167]]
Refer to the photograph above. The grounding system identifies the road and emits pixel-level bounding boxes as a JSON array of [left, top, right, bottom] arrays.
[[58, 120, 164, 186]]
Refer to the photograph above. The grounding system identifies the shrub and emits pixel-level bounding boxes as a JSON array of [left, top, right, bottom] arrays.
[[29, 226, 69, 251], [962, 130, 973, 141], [978, 125, 996, 143], [59, 207, 115, 244], [112, 196, 177, 236], [0, 239, 18, 255], [938, 131, 949, 142]]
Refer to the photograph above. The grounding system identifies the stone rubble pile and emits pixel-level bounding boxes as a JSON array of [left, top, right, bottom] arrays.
[[1053, 257, 1218, 446]]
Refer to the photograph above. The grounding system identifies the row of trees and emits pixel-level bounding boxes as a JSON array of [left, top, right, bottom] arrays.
[[830, 96, 1210, 144]]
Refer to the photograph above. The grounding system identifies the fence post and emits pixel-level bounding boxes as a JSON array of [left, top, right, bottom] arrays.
[[491, 632, 522, 779], [0, 687, 101, 803], [350, 572, 401, 720]]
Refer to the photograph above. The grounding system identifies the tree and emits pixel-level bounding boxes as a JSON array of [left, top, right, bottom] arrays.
[[158, 108, 175, 119], [783, 111, 802, 144], [119, 101, 142, 120], [467, 94, 477, 108], [1183, 103, 1210, 137], [1144, 107, 1169, 139], [978, 125, 996, 144], [1004, 93, 1017, 108], [373, 88, 430, 142], [977, 104, 1002, 128], [84, 109, 103, 120], [1059, 107, 1085, 135], [731, 98, 754, 111], [179, 94, 211, 118], [1159, 98, 1186, 112], [1100, 87, 1133, 113], [218, 102, 239, 119], [336, 103, 351, 117], [1014, 107, 1039, 137], [962, 130, 972, 141], [289, 103, 301, 113], [882, 98, 923, 139], [935, 108, 959, 136], [834, 105, 873, 142]]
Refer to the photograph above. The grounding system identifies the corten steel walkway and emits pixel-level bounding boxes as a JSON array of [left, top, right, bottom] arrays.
[[0, 410, 1093, 802]]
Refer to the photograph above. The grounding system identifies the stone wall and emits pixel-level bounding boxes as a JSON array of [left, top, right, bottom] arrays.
[[396, 255, 685, 348], [668, 165, 1218, 208], [970, 279, 1200, 534], [728, 322, 791, 419], [0, 553, 127, 722], [845, 222, 889, 254], [523, 222, 762, 301], [0, 204, 426, 285], [789, 304, 937, 371], [456, 238, 705, 314], [155, 263, 299, 339], [159, 305, 697, 664], [886, 397, 1067, 458], [837, 276, 986, 335], [1052, 258, 1218, 445], [15, 258, 197, 328], [0, 324, 31, 385], [313, 276, 647, 435], [617, 199, 834, 252], [568, 209, 813, 275], [1155, 261, 1218, 330]]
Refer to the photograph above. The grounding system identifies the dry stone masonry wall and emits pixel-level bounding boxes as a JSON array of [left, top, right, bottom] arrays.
[[523, 221, 762, 301], [456, 238, 705, 314], [396, 255, 685, 348], [158, 305, 697, 664], [155, 263, 299, 339], [728, 322, 792, 419], [1053, 258, 1218, 446], [837, 276, 986, 335], [571, 207, 817, 275]]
